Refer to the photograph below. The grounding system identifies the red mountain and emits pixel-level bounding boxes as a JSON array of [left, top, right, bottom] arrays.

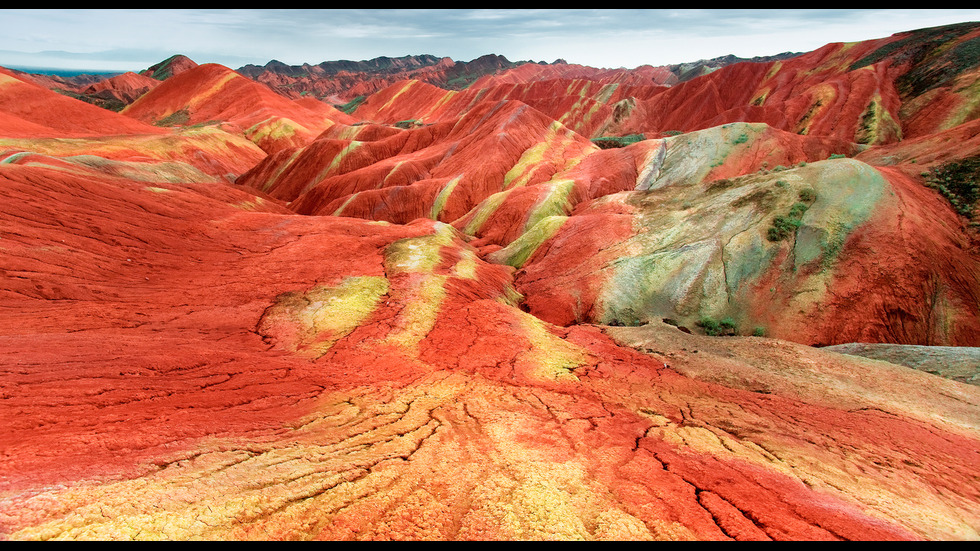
[[121, 63, 358, 154], [0, 66, 167, 137], [139, 54, 199, 81], [79, 71, 161, 109]]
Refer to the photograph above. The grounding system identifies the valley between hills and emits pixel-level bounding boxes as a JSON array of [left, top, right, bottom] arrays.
[[1, 21, 979, 541]]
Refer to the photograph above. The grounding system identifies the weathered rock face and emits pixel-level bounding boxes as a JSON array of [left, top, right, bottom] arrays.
[[2, 21, 980, 542], [823, 343, 980, 386], [503, 130, 980, 346]]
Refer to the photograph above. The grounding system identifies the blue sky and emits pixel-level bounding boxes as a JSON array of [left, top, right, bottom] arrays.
[[2, 9, 980, 73]]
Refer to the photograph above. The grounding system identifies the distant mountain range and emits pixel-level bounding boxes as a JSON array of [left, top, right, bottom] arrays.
[[7, 50, 803, 111]]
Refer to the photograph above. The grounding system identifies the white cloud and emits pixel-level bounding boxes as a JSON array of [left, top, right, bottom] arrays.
[[1, 9, 979, 72]]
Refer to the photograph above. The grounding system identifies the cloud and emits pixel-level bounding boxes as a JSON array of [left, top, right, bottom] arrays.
[[2, 9, 980, 72]]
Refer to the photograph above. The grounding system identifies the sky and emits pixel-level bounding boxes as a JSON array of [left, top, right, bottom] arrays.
[[2, 9, 980, 74]]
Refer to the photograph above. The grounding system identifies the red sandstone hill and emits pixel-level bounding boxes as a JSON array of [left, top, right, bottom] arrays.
[[336, 22, 980, 148], [120, 63, 358, 154], [139, 54, 199, 81], [234, 21, 980, 349], [467, 61, 680, 88], [0, 65, 268, 179], [0, 67, 167, 138], [75, 71, 162, 111], [82, 71, 161, 102], [237, 52, 797, 105], [2, 21, 980, 542]]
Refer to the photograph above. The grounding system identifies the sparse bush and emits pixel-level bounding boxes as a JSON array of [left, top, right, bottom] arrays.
[[591, 134, 645, 149], [697, 316, 738, 336], [768, 215, 802, 241], [798, 188, 817, 202], [923, 156, 980, 218], [767, 196, 813, 242], [336, 95, 367, 115], [719, 317, 738, 336], [697, 316, 721, 336], [752, 326, 766, 337], [829, 153, 847, 159], [154, 108, 190, 127], [788, 202, 809, 218]]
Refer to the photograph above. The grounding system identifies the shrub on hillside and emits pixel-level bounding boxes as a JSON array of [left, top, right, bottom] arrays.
[[924, 156, 980, 218]]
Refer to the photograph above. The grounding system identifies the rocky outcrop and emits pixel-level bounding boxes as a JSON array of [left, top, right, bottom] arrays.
[[824, 343, 980, 386]]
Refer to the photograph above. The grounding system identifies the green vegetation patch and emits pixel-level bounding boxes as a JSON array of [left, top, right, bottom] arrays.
[[924, 155, 980, 218], [697, 316, 739, 336], [767, 188, 818, 242], [591, 133, 645, 149], [54, 88, 127, 112], [335, 95, 367, 115], [155, 108, 191, 127]]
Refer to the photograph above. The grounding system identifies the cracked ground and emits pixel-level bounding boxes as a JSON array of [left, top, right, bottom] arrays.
[[1, 161, 978, 540]]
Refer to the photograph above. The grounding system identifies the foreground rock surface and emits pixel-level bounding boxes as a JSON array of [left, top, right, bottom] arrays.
[[824, 343, 980, 386], [1, 156, 978, 541]]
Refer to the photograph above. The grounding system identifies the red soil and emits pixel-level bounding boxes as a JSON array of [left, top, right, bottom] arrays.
[[0, 67, 167, 137], [3, 162, 973, 540]]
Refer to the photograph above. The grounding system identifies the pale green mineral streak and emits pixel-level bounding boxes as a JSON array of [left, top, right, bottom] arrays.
[[261, 276, 390, 357], [462, 189, 512, 236], [635, 141, 667, 191], [487, 215, 568, 269], [518, 311, 590, 382], [523, 180, 575, 232], [331, 194, 359, 217], [381, 223, 460, 349], [305, 141, 362, 195], [430, 175, 463, 221], [791, 159, 886, 271], [263, 148, 303, 192], [0, 151, 31, 164]]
